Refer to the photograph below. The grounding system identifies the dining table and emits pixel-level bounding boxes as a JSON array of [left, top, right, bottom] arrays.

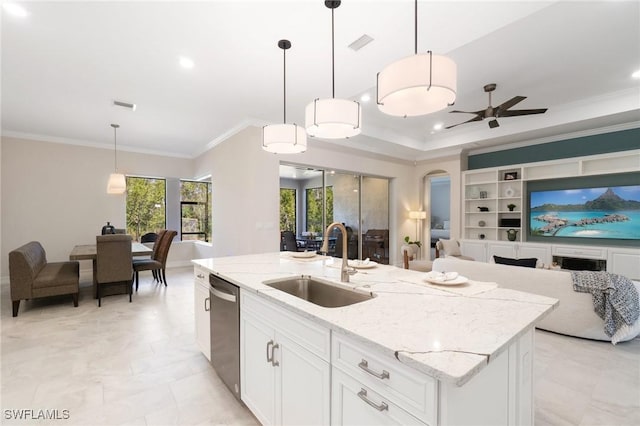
[[69, 242, 153, 298]]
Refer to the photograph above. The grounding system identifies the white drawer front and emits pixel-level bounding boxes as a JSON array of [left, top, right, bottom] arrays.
[[194, 266, 208, 284], [552, 245, 606, 259], [242, 291, 331, 361], [332, 334, 437, 425], [332, 368, 427, 426]]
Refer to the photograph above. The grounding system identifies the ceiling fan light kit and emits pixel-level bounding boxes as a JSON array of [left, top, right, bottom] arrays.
[[376, 0, 457, 117], [305, 0, 362, 139], [262, 39, 307, 154]]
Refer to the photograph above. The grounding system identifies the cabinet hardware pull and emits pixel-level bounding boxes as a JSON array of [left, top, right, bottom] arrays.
[[357, 388, 388, 412], [271, 343, 280, 367], [266, 340, 274, 363], [358, 359, 390, 380], [204, 297, 210, 312], [197, 273, 205, 279]]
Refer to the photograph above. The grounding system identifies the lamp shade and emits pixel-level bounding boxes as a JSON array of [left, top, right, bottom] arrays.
[[377, 52, 457, 117], [305, 98, 361, 139], [262, 123, 307, 154], [409, 210, 427, 220], [107, 173, 126, 194]]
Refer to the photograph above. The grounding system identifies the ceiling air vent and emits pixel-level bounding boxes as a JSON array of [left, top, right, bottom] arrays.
[[113, 100, 137, 111], [348, 34, 374, 51]]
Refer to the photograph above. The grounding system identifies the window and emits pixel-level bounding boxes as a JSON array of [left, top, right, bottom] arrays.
[[280, 188, 296, 233], [306, 186, 333, 233], [180, 180, 211, 242], [126, 176, 166, 241]]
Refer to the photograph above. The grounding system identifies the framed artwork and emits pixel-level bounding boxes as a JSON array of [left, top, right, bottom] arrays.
[[504, 171, 518, 180]]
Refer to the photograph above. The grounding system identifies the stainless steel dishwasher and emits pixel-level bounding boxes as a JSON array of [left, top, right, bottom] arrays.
[[209, 273, 241, 401]]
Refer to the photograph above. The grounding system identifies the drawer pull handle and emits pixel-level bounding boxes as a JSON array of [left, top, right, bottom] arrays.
[[358, 388, 389, 412], [197, 273, 205, 279], [271, 343, 280, 367], [359, 359, 390, 380], [266, 340, 274, 363]]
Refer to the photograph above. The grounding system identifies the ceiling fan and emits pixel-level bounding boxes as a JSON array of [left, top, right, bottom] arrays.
[[446, 83, 547, 129]]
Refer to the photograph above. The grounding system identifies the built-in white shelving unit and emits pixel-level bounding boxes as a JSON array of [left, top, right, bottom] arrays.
[[462, 150, 640, 243]]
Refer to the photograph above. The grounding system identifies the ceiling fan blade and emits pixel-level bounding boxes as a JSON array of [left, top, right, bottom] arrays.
[[445, 115, 483, 129], [449, 109, 486, 116], [496, 96, 526, 111], [488, 119, 499, 129], [499, 108, 548, 117]]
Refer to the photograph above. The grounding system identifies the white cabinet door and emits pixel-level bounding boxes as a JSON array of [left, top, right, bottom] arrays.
[[241, 294, 331, 426], [487, 242, 517, 260], [460, 240, 487, 262], [518, 243, 552, 265], [241, 312, 276, 425], [331, 368, 425, 426], [608, 248, 640, 280], [278, 333, 331, 426], [194, 280, 211, 361]]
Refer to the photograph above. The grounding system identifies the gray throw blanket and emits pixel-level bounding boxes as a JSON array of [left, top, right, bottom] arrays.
[[571, 271, 640, 338]]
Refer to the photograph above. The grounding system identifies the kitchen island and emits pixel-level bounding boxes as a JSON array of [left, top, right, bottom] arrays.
[[193, 252, 557, 425]]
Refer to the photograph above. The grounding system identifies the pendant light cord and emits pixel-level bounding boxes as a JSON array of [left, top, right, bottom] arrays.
[[283, 47, 287, 124], [331, 6, 335, 98], [111, 124, 120, 172]]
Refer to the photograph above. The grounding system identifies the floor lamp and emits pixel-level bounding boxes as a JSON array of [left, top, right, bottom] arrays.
[[409, 210, 427, 258]]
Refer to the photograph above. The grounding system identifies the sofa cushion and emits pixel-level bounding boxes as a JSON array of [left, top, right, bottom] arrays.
[[33, 262, 80, 289], [493, 255, 537, 268]]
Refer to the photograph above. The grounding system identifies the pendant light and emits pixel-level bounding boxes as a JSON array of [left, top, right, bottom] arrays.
[[106, 123, 126, 194], [262, 40, 307, 154], [377, 0, 457, 117], [305, 1, 361, 139]]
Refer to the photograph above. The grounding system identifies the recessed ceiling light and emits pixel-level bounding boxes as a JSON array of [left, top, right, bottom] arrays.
[[3, 3, 29, 17], [179, 56, 194, 69], [360, 93, 371, 102], [632, 69, 640, 79], [433, 123, 443, 131]]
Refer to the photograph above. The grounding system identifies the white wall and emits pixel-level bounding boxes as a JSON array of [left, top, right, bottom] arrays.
[[1, 136, 194, 276], [193, 127, 417, 265]]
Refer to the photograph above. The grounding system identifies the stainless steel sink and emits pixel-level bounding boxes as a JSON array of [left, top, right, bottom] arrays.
[[263, 276, 374, 308]]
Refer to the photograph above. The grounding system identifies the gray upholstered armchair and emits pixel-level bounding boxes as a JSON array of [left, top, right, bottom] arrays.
[[435, 239, 474, 261], [9, 241, 79, 317], [96, 234, 133, 306]]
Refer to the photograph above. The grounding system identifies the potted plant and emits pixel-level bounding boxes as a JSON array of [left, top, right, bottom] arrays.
[[401, 236, 422, 259], [403, 236, 421, 248], [507, 203, 516, 211]]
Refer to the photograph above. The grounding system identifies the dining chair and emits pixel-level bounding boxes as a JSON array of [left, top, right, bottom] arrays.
[[140, 232, 158, 243], [96, 234, 133, 307], [133, 230, 176, 290], [281, 231, 299, 252]]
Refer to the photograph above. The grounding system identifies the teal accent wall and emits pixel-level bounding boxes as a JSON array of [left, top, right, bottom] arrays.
[[468, 128, 640, 170]]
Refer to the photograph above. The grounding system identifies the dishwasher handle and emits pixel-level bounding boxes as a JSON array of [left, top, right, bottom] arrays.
[[210, 285, 237, 303]]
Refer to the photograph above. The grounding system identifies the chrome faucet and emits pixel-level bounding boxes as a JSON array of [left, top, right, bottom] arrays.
[[319, 222, 356, 282]]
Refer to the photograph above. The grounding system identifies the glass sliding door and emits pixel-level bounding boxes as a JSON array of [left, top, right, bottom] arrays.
[[279, 164, 389, 263]]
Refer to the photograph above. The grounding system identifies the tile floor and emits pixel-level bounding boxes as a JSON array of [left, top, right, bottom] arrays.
[[1, 266, 638, 425]]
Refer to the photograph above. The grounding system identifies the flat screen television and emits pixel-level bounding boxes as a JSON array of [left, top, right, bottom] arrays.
[[529, 184, 640, 242]]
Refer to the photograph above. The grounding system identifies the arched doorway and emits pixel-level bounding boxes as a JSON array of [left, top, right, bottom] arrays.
[[423, 171, 451, 260]]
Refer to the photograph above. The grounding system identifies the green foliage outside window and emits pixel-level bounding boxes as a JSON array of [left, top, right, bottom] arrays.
[[181, 180, 211, 242], [306, 187, 333, 233], [126, 177, 166, 241], [280, 188, 296, 233]]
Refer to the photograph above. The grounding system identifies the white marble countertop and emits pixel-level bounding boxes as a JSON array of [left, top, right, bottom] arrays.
[[193, 252, 558, 386]]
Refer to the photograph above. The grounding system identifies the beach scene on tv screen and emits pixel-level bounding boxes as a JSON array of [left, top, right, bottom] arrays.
[[530, 185, 640, 240]]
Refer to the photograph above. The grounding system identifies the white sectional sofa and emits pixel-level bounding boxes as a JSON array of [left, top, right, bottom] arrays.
[[432, 257, 640, 344]]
